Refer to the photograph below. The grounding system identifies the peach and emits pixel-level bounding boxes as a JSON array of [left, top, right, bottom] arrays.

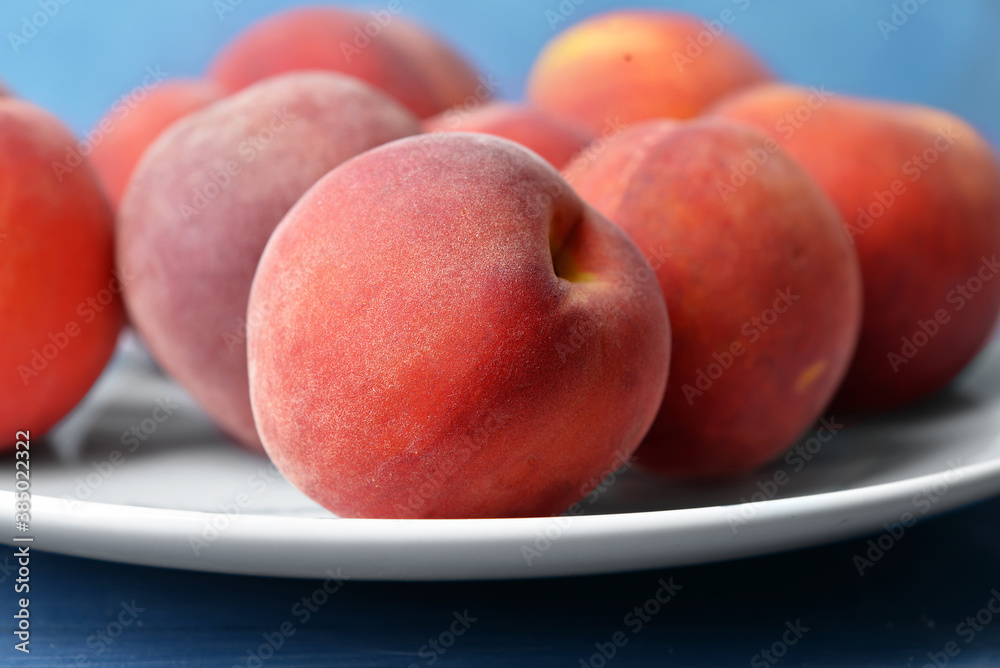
[[380, 18, 486, 110], [90, 79, 225, 208], [0, 99, 123, 445], [208, 7, 446, 118], [117, 72, 421, 451], [527, 10, 772, 135], [247, 133, 671, 518], [424, 102, 594, 169], [711, 84, 1000, 413], [568, 119, 862, 478]]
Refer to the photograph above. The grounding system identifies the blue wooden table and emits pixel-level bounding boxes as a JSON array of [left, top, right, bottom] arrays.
[[3, 495, 1000, 666]]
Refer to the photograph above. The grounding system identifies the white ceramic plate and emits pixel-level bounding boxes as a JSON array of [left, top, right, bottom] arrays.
[[3, 336, 1000, 581]]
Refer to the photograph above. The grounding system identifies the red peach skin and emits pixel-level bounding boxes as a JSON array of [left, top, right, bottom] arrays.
[[208, 7, 447, 118], [424, 102, 594, 169], [0, 99, 123, 446], [247, 133, 671, 518], [711, 84, 1000, 413], [381, 17, 486, 110], [569, 119, 862, 478]]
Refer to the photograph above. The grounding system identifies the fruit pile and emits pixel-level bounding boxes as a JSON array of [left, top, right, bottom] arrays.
[[3, 8, 999, 519]]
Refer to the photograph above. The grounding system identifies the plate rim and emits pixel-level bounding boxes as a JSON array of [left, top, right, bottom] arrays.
[[4, 445, 999, 580]]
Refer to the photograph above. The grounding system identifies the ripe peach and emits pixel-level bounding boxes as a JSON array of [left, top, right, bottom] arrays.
[[0, 99, 123, 445], [89, 79, 225, 208], [527, 10, 772, 135], [247, 133, 671, 518], [711, 84, 1000, 412], [568, 119, 862, 478], [208, 7, 445, 118], [117, 72, 421, 451], [380, 18, 485, 111], [424, 102, 594, 169]]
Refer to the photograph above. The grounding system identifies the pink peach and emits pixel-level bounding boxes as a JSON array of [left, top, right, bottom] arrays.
[[117, 72, 421, 450], [90, 79, 225, 208]]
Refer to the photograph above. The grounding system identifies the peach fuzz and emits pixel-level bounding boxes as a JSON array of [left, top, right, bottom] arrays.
[[424, 102, 593, 169], [0, 98, 123, 445], [247, 133, 671, 518], [710, 84, 1000, 413], [527, 10, 773, 135], [117, 72, 421, 451], [90, 79, 225, 209], [568, 119, 862, 479], [208, 7, 447, 118]]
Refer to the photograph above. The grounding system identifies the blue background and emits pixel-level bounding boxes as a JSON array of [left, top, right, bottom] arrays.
[[4, 1, 1000, 665], [2, 0, 1000, 148]]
